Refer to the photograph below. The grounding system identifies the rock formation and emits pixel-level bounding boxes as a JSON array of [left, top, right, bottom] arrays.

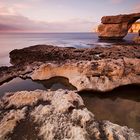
[[6, 45, 140, 92], [0, 90, 140, 140], [129, 22, 140, 33], [98, 13, 140, 40]]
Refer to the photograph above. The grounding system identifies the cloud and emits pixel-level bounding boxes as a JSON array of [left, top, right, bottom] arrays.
[[133, 3, 140, 13], [0, 1, 97, 32], [0, 14, 97, 32], [110, 0, 125, 4], [0, 6, 18, 15]]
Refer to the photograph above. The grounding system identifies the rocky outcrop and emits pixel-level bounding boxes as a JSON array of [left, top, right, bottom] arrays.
[[0, 63, 36, 85], [6, 45, 140, 92], [0, 90, 139, 140], [129, 22, 140, 33], [98, 13, 140, 40], [9, 45, 140, 65], [25, 57, 140, 92]]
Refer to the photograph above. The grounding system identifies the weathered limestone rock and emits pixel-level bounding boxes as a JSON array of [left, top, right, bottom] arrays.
[[1, 45, 140, 92], [98, 13, 140, 40], [27, 57, 140, 92], [0, 90, 139, 140], [9, 45, 140, 65]]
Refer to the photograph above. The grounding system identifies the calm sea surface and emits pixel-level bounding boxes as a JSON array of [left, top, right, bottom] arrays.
[[0, 32, 137, 66], [0, 32, 140, 133]]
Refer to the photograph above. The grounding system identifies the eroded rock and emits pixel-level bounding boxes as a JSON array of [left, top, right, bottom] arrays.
[[0, 90, 139, 140], [98, 13, 140, 40], [9, 45, 140, 65], [1, 45, 140, 92], [26, 57, 140, 92]]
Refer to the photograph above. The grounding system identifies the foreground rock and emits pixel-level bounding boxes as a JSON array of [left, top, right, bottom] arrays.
[[0, 90, 139, 140], [5, 45, 140, 92], [98, 13, 140, 40], [26, 57, 140, 91], [10, 45, 140, 65]]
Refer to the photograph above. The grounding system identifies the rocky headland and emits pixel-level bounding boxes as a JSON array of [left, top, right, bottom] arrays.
[[98, 13, 140, 40]]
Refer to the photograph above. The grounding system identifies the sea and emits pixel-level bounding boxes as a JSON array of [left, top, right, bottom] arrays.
[[0, 32, 140, 133], [0, 32, 137, 66]]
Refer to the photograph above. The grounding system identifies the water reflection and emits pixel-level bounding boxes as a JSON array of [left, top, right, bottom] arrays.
[[0, 78, 46, 97], [0, 77, 76, 97], [0, 77, 140, 132], [79, 85, 140, 133]]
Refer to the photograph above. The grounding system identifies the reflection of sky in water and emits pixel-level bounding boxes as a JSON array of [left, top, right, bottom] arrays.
[[81, 88, 140, 133], [0, 77, 140, 133], [0, 33, 137, 66], [0, 78, 46, 96]]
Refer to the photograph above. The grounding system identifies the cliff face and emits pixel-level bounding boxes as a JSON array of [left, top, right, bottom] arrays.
[[129, 22, 140, 33]]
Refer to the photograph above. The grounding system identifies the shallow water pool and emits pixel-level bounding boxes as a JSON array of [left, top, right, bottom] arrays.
[[0, 77, 140, 133]]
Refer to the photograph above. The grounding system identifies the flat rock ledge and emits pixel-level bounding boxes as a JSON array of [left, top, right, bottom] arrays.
[[0, 90, 140, 140], [0, 45, 140, 92]]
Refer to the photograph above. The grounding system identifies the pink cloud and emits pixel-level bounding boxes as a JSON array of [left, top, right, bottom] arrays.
[[0, 14, 97, 32], [133, 3, 140, 13], [0, 6, 18, 15], [111, 0, 125, 4]]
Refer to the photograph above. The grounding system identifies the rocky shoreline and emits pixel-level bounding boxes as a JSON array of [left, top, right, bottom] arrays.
[[0, 44, 140, 139], [1, 44, 140, 91], [0, 90, 140, 140]]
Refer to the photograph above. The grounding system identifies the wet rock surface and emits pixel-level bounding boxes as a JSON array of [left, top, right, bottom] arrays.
[[98, 13, 140, 40], [0, 90, 140, 140]]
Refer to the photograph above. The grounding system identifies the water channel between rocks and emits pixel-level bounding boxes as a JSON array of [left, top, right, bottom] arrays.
[[0, 77, 140, 133]]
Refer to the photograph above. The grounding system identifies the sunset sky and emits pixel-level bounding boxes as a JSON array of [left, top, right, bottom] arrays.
[[0, 0, 140, 32]]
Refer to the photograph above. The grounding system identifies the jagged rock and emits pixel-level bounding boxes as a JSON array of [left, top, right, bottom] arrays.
[[0, 90, 139, 140], [98, 13, 140, 40], [1, 45, 140, 92], [28, 57, 140, 92], [9, 45, 140, 65]]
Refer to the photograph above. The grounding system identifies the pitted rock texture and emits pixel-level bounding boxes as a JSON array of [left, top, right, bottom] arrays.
[[27, 57, 140, 92], [1, 45, 140, 92], [98, 13, 140, 40], [0, 90, 140, 140], [9, 45, 140, 65]]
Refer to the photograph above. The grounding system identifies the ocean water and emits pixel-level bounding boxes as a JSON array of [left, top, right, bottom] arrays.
[[0, 32, 137, 66]]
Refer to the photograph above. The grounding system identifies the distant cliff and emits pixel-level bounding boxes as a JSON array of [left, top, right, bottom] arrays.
[[129, 22, 140, 33]]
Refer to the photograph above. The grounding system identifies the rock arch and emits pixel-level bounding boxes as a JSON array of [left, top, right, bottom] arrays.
[[98, 13, 140, 40]]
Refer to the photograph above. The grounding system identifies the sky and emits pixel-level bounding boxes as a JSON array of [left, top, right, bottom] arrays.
[[0, 0, 140, 32]]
